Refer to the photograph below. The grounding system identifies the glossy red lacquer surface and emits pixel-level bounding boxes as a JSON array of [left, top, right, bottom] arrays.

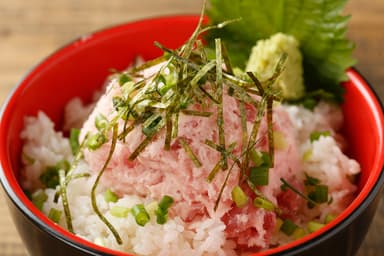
[[0, 16, 383, 256]]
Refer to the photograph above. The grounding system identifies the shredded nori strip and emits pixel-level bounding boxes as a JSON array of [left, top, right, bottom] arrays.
[[91, 124, 122, 244]]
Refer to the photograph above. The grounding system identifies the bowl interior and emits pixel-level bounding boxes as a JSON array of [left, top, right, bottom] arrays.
[[0, 15, 383, 255]]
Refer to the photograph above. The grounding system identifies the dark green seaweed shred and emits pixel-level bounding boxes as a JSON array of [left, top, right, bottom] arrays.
[[179, 137, 202, 168]]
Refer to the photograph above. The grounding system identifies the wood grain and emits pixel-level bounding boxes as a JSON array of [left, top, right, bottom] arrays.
[[0, 1, 382, 255]]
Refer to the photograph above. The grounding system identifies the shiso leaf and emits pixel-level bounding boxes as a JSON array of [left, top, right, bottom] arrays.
[[207, 0, 356, 101]]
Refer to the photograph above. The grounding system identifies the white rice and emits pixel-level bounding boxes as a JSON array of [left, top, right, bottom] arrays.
[[20, 98, 360, 256]]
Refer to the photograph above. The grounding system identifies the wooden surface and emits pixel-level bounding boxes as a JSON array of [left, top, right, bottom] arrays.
[[0, 0, 382, 255]]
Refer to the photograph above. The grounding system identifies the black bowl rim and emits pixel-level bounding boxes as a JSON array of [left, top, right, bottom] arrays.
[[0, 16, 383, 256]]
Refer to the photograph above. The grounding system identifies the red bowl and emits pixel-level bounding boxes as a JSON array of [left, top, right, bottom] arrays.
[[0, 15, 383, 256]]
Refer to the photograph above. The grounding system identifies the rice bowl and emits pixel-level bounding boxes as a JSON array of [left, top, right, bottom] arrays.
[[0, 15, 382, 256]]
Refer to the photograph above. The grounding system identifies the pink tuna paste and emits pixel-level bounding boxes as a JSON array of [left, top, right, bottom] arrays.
[[79, 64, 341, 251]]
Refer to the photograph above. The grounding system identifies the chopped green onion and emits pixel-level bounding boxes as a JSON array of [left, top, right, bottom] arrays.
[[142, 115, 163, 137], [308, 185, 329, 204], [231, 185, 248, 208], [253, 197, 275, 211], [292, 227, 307, 239], [301, 98, 317, 110], [280, 219, 298, 236], [158, 82, 174, 96], [249, 166, 269, 186], [69, 128, 80, 155], [86, 133, 107, 150], [155, 208, 167, 224], [261, 152, 272, 168], [310, 131, 331, 142], [145, 201, 159, 215], [95, 114, 109, 131], [110, 206, 130, 218], [48, 208, 62, 223], [131, 204, 150, 226], [304, 173, 320, 186], [104, 189, 118, 203], [55, 159, 70, 172], [40, 166, 60, 189], [325, 214, 336, 224], [249, 151, 272, 169], [32, 190, 48, 211], [155, 195, 174, 224], [158, 195, 174, 211], [307, 221, 325, 233], [112, 96, 126, 111], [154, 73, 167, 89], [119, 73, 131, 86], [249, 149, 263, 167]]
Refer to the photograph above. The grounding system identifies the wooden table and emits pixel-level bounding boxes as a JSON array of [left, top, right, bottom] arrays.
[[0, 0, 382, 255]]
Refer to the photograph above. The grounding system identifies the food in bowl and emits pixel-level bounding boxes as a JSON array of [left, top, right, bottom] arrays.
[[15, 1, 369, 256]]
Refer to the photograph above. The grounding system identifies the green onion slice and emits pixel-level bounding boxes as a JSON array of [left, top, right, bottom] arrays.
[[40, 166, 60, 189], [104, 189, 118, 203], [48, 208, 62, 223], [131, 204, 150, 226], [158, 195, 174, 211], [292, 227, 307, 239], [95, 114, 109, 131], [86, 133, 107, 150], [32, 190, 48, 211], [249, 166, 269, 186], [308, 185, 329, 205], [119, 73, 131, 86], [253, 197, 275, 211], [110, 206, 130, 218], [55, 159, 70, 172], [325, 214, 336, 224], [280, 219, 298, 236], [155, 195, 174, 224], [310, 131, 331, 142], [231, 185, 248, 208], [304, 173, 320, 186], [307, 221, 325, 233]]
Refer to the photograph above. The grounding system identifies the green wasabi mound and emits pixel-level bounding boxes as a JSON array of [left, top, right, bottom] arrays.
[[246, 33, 305, 100]]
